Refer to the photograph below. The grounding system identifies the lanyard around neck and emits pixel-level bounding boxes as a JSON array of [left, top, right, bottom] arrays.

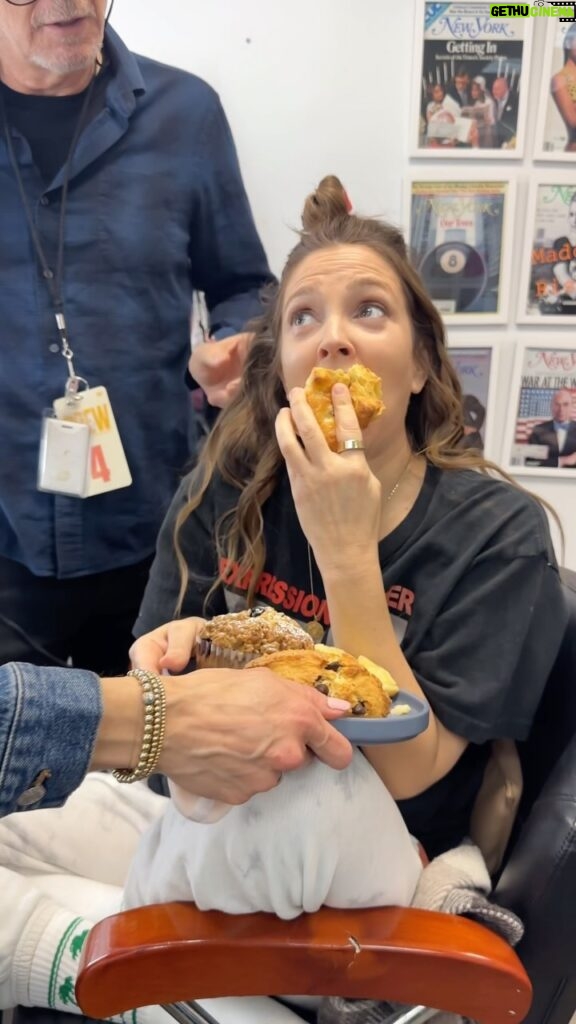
[[0, 73, 97, 394]]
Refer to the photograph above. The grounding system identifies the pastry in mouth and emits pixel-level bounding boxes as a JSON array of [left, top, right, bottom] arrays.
[[247, 644, 398, 718], [304, 364, 384, 451]]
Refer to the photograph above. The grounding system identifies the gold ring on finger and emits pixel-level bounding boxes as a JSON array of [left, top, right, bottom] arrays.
[[337, 439, 365, 454]]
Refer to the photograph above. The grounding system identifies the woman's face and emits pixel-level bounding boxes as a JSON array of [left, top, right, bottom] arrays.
[[432, 84, 444, 102], [471, 82, 480, 100], [279, 244, 427, 449]]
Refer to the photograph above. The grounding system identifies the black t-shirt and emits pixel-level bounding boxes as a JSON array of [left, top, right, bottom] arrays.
[[136, 463, 567, 857], [0, 64, 109, 185]]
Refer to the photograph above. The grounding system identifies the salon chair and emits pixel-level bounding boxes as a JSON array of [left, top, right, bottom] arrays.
[[14, 572, 576, 1024]]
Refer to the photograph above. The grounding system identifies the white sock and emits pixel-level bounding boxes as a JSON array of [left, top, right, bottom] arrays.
[[13, 902, 152, 1022]]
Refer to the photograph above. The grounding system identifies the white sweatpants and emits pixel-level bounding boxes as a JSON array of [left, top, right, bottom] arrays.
[[124, 750, 422, 918], [0, 754, 422, 1019], [0, 775, 305, 1023]]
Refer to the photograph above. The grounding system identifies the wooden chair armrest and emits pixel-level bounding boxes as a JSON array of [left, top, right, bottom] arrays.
[[77, 902, 532, 1024]]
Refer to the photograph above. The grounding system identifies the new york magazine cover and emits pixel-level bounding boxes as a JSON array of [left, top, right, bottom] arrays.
[[449, 345, 494, 454], [414, 2, 529, 155], [409, 180, 510, 320], [506, 345, 576, 473], [521, 184, 576, 321], [536, 21, 576, 159]]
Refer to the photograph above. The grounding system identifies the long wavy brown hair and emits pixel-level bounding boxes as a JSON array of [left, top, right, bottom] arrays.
[[175, 175, 559, 612]]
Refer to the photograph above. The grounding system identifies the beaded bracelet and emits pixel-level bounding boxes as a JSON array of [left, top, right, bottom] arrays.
[[112, 669, 167, 784]]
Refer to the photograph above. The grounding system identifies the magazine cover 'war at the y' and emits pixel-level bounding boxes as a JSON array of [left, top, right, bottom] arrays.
[[415, 2, 528, 154], [409, 181, 509, 319], [506, 346, 576, 473]]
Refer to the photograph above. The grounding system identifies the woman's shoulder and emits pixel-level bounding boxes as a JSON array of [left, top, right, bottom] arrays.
[[431, 466, 554, 557], [434, 465, 546, 514], [178, 466, 241, 506], [159, 468, 242, 547]]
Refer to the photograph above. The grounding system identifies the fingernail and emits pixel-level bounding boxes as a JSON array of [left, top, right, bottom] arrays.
[[332, 383, 348, 398], [327, 697, 351, 710]]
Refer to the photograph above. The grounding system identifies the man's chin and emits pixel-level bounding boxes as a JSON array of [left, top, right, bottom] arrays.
[[31, 48, 100, 75]]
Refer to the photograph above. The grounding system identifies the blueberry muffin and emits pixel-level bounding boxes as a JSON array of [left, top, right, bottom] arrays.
[[195, 607, 314, 669]]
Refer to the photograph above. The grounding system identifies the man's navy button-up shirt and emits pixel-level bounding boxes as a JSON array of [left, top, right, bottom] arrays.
[[0, 27, 273, 578]]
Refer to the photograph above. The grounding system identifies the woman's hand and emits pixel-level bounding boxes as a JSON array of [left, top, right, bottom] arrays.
[[275, 384, 381, 575], [129, 617, 207, 674]]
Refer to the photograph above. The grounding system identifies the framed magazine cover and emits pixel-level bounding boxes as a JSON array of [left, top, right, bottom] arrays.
[[405, 174, 516, 324], [517, 179, 576, 324], [410, 0, 532, 158], [502, 339, 576, 477], [534, 20, 576, 162], [446, 336, 500, 459]]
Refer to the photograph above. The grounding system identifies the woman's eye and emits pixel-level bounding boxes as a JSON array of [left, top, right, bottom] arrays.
[[290, 310, 315, 327], [357, 303, 386, 320]]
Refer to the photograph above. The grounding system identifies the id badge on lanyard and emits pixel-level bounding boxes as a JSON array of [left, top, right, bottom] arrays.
[[38, 317, 132, 498], [52, 384, 132, 497], [38, 380, 132, 498]]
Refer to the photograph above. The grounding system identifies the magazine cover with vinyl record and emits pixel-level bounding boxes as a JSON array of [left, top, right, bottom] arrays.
[[408, 178, 513, 324]]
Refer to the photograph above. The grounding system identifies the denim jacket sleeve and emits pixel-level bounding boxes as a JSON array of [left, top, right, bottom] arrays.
[[0, 663, 102, 817]]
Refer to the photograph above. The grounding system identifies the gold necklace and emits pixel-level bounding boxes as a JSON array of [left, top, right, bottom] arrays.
[[303, 452, 414, 642]]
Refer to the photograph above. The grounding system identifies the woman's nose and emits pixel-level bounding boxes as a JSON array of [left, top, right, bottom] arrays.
[[317, 318, 355, 360]]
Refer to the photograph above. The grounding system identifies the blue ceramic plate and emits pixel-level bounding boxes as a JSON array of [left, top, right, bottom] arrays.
[[333, 690, 429, 744]]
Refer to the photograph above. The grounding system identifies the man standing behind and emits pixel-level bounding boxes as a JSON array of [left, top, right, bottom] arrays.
[[528, 389, 576, 468], [491, 76, 519, 148], [447, 65, 472, 107], [0, 0, 273, 673]]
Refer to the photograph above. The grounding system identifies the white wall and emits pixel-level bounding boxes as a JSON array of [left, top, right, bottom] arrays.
[[110, 0, 574, 567]]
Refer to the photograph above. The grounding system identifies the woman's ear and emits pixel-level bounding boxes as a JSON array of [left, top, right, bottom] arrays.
[[410, 333, 430, 396], [410, 361, 428, 396]]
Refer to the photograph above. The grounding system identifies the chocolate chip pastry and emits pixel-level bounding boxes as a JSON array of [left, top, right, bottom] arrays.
[[247, 644, 397, 718]]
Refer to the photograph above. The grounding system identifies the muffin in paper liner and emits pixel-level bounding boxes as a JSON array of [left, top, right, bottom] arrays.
[[195, 607, 314, 670], [195, 639, 259, 670]]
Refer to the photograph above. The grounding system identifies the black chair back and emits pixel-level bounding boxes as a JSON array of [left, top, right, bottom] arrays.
[[517, 569, 576, 811], [495, 569, 576, 1024]]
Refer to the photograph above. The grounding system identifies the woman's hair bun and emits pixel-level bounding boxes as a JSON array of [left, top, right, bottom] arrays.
[[301, 175, 351, 232]]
